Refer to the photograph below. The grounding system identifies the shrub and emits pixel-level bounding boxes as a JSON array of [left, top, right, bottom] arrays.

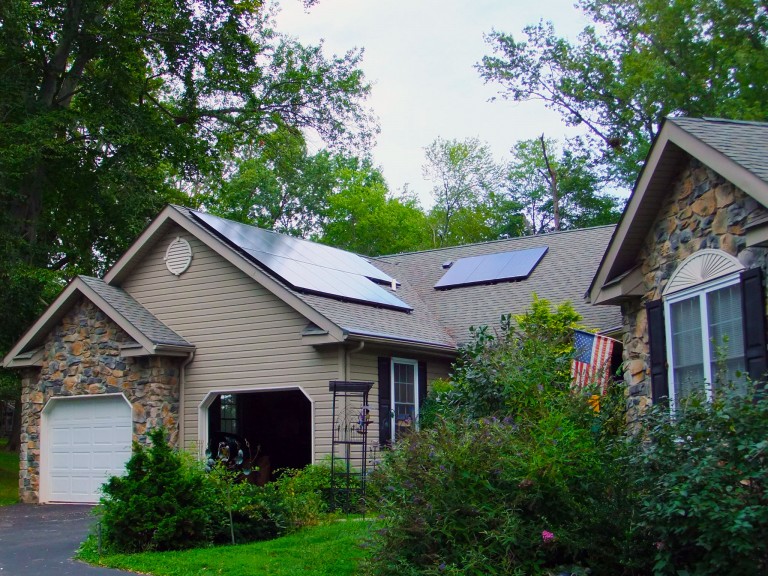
[[367, 299, 645, 575], [627, 385, 768, 575], [99, 427, 213, 552]]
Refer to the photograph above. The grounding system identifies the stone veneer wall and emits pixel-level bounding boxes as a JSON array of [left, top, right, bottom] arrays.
[[19, 298, 181, 503], [622, 157, 768, 425]]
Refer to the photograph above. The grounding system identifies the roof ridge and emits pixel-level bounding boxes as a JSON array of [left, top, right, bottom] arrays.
[[373, 224, 617, 260], [671, 116, 768, 129]]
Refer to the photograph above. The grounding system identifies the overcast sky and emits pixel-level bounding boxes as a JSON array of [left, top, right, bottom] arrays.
[[275, 0, 590, 207]]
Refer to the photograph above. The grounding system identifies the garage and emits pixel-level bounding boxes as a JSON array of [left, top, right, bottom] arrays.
[[42, 395, 133, 503]]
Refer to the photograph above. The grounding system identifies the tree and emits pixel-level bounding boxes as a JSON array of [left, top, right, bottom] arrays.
[[201, 129, 342, 238], [506, 137, 623, 234], [479, 0, 768, 185], [0, 0, 372, 449], [319, 172, 432, 256], [422, 137, 510, 246]]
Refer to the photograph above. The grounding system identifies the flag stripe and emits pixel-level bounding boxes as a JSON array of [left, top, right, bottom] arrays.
[[571, 330, 617, 394]]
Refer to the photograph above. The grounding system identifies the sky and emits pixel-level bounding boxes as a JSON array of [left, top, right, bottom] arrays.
[[274, 0, 591, 207]]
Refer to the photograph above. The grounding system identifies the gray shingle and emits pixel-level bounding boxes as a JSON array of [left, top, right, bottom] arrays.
[[670, 117, 768, 184], [80, 276, 192, 347]]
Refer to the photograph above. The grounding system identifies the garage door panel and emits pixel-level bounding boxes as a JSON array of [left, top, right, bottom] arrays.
[[45, 396, 133, 503]]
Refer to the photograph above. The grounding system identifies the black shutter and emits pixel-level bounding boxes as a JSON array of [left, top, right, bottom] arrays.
[[378, 357, 392, 447], [418, 361, 427, 418], [646, 299, 669, 407], [740, 267, 768, 386]]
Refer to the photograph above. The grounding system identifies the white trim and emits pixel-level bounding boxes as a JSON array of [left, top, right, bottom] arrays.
[[663, 249, 744, 296], [40, 393, 132, 503], [197, 386, 315, 463], [663, 272, 743, 408], [390, 357, 419, 442]]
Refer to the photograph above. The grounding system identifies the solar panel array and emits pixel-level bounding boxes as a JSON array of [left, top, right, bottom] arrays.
[[191, 211, 413, 311], [434, 246, 548, 289]]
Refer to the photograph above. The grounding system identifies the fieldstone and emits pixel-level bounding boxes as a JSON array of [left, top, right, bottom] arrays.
[[715, 185, 735, 208], [727, 203, 747, 225], [711, 209, 728, 234], [691, 190, 716, 216], [693, 180, 711, 199], [680, 229, 692, 244]]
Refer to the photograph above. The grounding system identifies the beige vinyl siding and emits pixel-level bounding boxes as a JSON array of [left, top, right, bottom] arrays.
[[349, 350, 453, 445], [121, 226, 342, 460]]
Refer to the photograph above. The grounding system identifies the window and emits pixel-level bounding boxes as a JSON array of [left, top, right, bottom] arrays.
[[220, 394, 238, 434], [665, 275, 746, 407], [391, 358, 419, 441]]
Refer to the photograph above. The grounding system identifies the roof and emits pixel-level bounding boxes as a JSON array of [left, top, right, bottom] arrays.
[[3, 276, 193, 367], [5, 206, 621, 366], [589, 117, 768, 305], [375, 225, 620, 343]]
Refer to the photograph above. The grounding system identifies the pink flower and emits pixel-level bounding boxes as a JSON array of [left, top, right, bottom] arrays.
[[541, 530, 555, 543]]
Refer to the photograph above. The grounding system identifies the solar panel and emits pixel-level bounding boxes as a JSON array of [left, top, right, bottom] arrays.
[[434, 246, 548, 289], [190, 211, 412, 311]]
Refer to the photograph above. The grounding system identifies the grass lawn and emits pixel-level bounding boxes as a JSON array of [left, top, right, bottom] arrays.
[[77, 519, 375, 576], [0, 438, 19, 506]]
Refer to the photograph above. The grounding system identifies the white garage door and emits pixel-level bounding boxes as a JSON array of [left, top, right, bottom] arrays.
[[45, 395, 132, 503]]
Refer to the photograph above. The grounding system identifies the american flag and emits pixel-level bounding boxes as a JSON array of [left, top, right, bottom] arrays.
[[571, 330, 617, 394]]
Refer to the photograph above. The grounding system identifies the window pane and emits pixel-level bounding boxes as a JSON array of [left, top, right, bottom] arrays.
[[670, 297, 705, 404], [393, 361, 416, 439], [707, 285, 746, 391]]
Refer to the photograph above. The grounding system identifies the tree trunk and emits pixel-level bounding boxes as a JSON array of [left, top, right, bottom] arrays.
[[539, 135, 560, 230]]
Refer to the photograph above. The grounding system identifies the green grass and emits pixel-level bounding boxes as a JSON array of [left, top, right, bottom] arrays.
[[0, 438, 19, 506], [77, 519, 375, 576]]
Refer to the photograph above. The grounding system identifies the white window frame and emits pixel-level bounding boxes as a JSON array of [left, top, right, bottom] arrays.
[[663, 272, 743, 408], [391, 357, 419, 441]]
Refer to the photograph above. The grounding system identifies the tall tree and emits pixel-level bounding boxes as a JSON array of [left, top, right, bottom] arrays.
[[422, 137, 508, 246], [0, 0, 372, 449], [319, 168, 432, 256], [506, 137, 623, 234], [479, 0, 768, 185]]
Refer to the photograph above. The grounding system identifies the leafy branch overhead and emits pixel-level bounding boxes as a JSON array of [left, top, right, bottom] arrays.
[[479, 0, 768, 185]]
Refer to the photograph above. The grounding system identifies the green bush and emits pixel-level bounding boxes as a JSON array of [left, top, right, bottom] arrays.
[[627, 385, 768, 575], [99, 427, 213, 552], [367, 299, 645, 575]]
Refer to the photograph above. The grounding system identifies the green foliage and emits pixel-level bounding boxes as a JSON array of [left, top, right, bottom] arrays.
[[0, 438, 19, 505], [99, 428, 213, 552], [208, 462, 332, 545], [367, 299, 643, 575], [479, 0, 768, 186], [506, 137, 623, 234], [437, 296, 582, 419], [422, 137, 520, 247], [627, 385, 768, 575]]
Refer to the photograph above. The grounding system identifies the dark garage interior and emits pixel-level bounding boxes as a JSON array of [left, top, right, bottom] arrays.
[[208, 389, 312, 482]]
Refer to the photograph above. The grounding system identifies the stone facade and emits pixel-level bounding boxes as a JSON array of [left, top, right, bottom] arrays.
[[622, 156, 768, 425], [19, 298, 181, 503]]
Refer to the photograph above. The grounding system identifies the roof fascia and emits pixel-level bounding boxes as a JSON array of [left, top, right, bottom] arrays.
[[2, 277, 162, 367], [345, 332, 457, 358], [589, 119, 768, 304], [104, 206, 345, 343]]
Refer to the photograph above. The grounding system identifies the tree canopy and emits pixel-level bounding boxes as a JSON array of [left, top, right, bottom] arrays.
[[0, 0, 373, 345], [479, 0, 768, 185]]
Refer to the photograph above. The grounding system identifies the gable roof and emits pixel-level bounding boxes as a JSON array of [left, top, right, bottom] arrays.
[[589, 117, 768, 305], [3, 276, 193, 367]]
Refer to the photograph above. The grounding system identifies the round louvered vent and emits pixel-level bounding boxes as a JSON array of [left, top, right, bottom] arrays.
[[165, 237, 193, 276], [663, 249, 743, 295]]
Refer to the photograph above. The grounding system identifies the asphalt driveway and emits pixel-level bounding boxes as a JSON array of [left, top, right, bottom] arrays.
[[0, 504, 140, 575]]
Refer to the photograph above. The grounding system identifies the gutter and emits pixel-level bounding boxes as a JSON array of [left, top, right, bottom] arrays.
[[178, 350, 196, 450]]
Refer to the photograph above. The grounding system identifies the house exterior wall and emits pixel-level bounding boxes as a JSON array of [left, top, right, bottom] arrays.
[[19, 299, 179, 503], [621, 156, 768, 425], [348, 349, 452, 445], [120, 226, 342, 459]]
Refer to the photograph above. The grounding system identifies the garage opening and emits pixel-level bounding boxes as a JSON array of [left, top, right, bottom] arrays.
[[207, 390, 312, 483]]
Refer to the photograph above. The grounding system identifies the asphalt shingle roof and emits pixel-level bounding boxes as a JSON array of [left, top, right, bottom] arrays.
[[80, 276, 192, 348], [670, 117, 768, 185], [175, 207, 620, 350]]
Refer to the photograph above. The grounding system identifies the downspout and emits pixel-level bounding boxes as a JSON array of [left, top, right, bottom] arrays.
[[178, 351, 195, 453], [344, 341, 365, 381]]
